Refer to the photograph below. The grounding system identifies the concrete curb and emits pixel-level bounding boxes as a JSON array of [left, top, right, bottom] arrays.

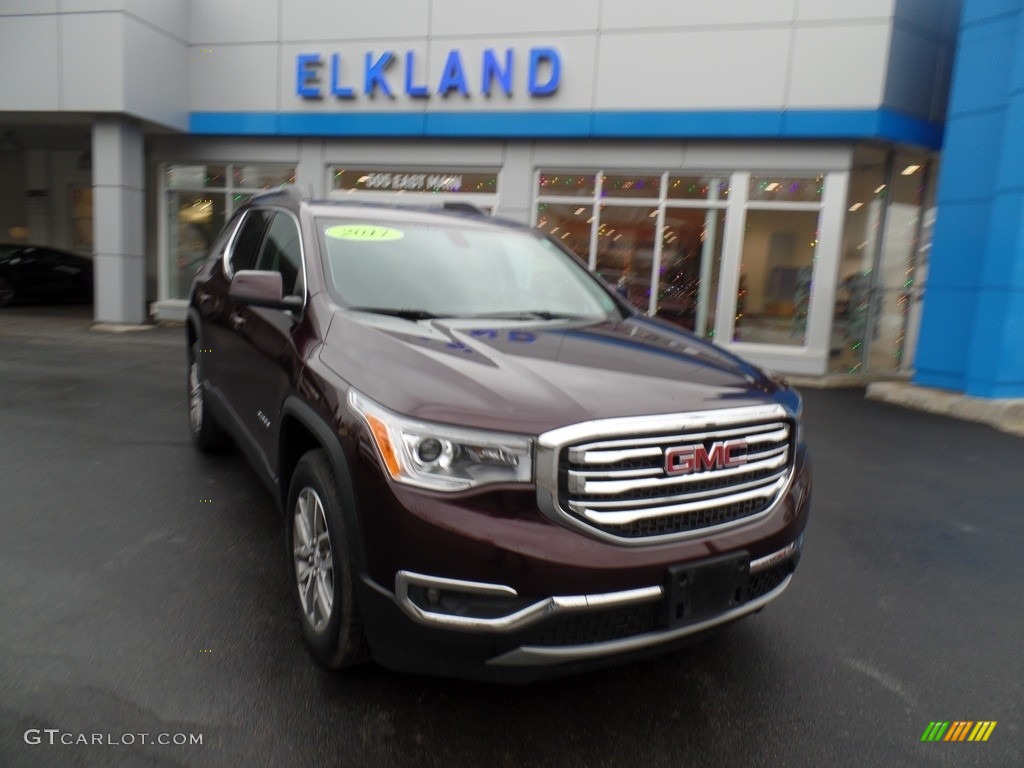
[[90, 323, 155, 333], [866, 382, 1024, 438]]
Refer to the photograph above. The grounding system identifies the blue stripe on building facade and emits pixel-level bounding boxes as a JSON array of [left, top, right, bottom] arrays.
[[188, 108, 944, 149]]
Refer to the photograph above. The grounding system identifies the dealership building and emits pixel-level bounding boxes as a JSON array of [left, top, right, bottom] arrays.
[[0, 0, 1021, 397]]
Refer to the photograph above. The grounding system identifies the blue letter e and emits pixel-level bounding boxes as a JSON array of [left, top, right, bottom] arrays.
[[296, 53, 322, 99]]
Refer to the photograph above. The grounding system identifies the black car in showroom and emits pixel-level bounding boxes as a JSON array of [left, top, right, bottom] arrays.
[[0, 244, 93, 306]]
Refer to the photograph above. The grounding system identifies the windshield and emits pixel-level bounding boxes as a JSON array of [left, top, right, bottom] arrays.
[[317, 217, 621, 320]]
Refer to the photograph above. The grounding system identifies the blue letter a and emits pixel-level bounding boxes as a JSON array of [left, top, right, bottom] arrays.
[[437, 50, 469, 97]]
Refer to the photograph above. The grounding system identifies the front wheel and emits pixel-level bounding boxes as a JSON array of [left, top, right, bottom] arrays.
[[286, 449, 366, 669], [187, 339, 228, 452]]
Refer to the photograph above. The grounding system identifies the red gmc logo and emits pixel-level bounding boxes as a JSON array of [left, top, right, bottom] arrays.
[[665, 439, 748, 475]]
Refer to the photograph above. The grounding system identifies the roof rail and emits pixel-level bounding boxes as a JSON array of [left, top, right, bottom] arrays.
[[251, 184, 306, 203], [441, 201, 488, 216]]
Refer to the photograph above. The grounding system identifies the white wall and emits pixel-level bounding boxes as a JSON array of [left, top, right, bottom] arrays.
[[0, 2, 188, 130], [0, 1, 959, 125], [184, 0, 959, 119]]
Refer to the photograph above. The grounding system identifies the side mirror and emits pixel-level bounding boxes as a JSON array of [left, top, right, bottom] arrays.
[[228, 270, 303, 311]]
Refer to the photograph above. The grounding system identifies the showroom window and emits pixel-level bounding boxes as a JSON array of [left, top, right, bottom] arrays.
[[732, 175, 824, 347], [733, 174, 827, 346], [534, 159, 932, 375], [535, 171, 729, 338], [534, 172, 596, 264], [663, 177, 729, 338], [595, 201, 659, 315], [164, 163, 296, 300], [834, 147, 935, 374], [537, 172, 596, 197]]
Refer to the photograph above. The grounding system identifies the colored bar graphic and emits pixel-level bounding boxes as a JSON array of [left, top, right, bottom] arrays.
[[921, 721, 996, 742], [968, 722, 997, 742], [944, 721, 972, 741]]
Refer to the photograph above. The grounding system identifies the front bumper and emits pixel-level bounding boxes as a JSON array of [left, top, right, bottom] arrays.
[[350, 440, 811, 682], [356, 537, 802, 682]]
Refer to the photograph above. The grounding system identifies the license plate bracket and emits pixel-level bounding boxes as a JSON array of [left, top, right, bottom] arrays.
[[665, 552, 750, 628]]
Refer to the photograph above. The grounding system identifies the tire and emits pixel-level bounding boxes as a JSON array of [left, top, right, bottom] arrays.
[[187, 339, 229, 452], [286, 449, 367, 669]]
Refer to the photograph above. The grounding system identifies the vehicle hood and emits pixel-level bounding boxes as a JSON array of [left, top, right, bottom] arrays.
[[320, 312, 793, 435]]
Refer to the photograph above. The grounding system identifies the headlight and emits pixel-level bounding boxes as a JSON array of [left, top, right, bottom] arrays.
[[348, 389, 533, 492]]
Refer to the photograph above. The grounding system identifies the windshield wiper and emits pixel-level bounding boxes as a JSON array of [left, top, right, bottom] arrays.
[[346, 307, 447, 321], [459, 310, 593, 321], [349, 307, 603, 322]]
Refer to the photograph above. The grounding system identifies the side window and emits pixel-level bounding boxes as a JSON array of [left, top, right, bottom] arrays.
[[255, 212, 304, 297], [228, 210, 272, 274], [208, 214, 241, 265]]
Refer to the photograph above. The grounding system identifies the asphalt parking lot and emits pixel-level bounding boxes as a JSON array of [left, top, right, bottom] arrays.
[[0, 306, 1021, 767]]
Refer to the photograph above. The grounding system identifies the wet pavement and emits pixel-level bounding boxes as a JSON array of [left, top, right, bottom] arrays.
[[0, 305, 1021, 767]]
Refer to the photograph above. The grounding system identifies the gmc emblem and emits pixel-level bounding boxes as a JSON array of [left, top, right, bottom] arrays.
[[665, 439, 748, 475]]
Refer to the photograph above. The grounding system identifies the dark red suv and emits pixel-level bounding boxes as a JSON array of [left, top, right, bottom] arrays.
[[186, 187, 811, 682]]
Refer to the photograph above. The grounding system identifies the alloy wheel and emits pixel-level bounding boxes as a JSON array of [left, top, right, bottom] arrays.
[[188, 359, 203, 433], [293, 487, 334, 633]]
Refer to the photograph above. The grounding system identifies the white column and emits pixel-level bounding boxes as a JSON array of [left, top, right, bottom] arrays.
[[804, 170, 848, 365], [495, 142, 535, 225], [92, 117, 146, 324], [715, 172, 749, 345], [296, 138, 325, 198]]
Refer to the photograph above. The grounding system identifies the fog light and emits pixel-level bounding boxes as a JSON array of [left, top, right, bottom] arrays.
[[398, 572, 530, 623]]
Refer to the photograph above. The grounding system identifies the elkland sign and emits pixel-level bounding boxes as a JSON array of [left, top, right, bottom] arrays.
[[295, 48, 562, 101]]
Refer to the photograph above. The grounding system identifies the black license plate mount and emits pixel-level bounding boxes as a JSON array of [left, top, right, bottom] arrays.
[[665, 552, 750, 628]]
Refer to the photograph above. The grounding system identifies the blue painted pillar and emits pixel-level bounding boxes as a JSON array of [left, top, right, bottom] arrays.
[[915, 0, 1024, 398]]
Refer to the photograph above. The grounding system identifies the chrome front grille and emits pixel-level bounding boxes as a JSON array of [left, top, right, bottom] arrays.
[[535, 405, 794, 544]]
